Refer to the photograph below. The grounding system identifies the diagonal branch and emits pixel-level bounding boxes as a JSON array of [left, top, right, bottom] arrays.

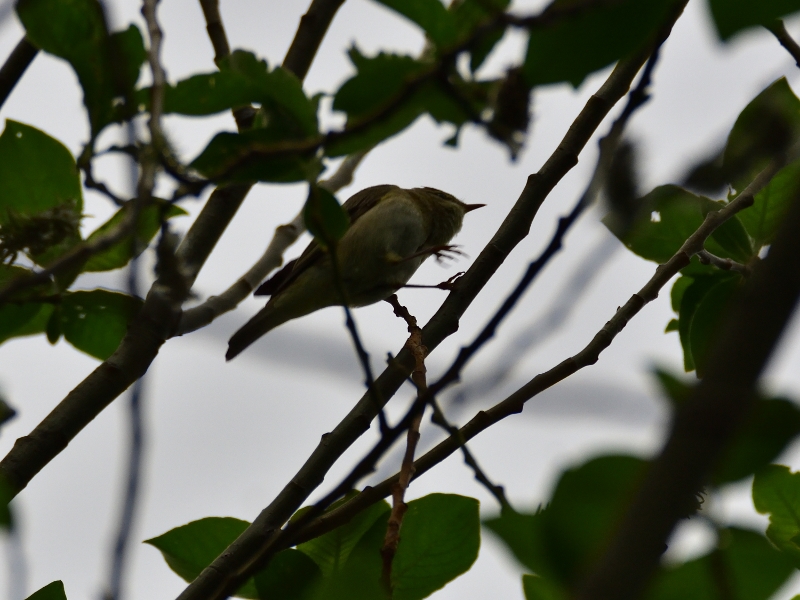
[[0, 0, 347, 498], [0, 37, 38, 110]]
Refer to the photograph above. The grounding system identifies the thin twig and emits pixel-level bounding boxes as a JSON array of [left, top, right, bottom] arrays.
[[175, 12, 688, 594], [696, 249, 751, 275], [767, 20, 800, 69], [176, 149, 370, 335], [0, 37, 38, 110], [429, 397, 511, 511], [104, 121, 144, 600], [381, 296, 428, 589]]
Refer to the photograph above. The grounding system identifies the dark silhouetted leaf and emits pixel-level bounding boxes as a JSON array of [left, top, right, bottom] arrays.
[[484, 509, 552, 577], [723, 78, 800, 196], [739, 157, 800, 248], [303, 186, 350, 250], [0, 475, 12, 529], [603, 185, 753, 265], [543, 455, 647, 584], [59, 290, 142, 360], [25, 581, 67, 600], [687, 274, 741, 377], [714, 398, 800, 485], [524, 0, 674, 87], [374, 0, 459, 48], [653, 368, 693, 408], [83, 201, 187, 272], [646, 528, 794, 600], [522, 574, 566, 600], [753, 464, 800, 566], [709, 0, 800, 40], [17, 0, 144, 135]]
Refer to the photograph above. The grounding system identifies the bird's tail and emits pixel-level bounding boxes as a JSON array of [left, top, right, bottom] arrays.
[[226, 302, 284, 361]]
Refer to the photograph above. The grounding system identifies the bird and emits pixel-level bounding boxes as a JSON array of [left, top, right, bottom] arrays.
[[226, 185, 484, 360]]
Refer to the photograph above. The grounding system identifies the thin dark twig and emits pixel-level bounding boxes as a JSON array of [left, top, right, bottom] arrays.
[[428, 397, 511, 511], [0, 37, 38, 110], [381, 295, 429, 589], [767, 20, 800, 69]]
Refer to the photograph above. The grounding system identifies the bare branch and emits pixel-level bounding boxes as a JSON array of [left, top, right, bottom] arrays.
[[0, 37, 38, 110], [696, 249, 752, 276]]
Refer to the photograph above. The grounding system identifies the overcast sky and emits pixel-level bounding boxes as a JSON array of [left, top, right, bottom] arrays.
[[3, 1, 800, 599]]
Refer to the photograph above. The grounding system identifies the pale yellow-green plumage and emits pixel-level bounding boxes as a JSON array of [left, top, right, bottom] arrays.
[[226, 185, 483, 360]]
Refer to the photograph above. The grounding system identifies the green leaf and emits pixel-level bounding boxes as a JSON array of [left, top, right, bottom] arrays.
[[16, 0, 144, 135], [603, 186, 752, 266], [523, 0, 674, 87], [753, 464, 800, 565], [723, 78, 800, 196], [646, 528, 795, 600], [373, 0, 459, 48], [25, 581, 67, 600], [190, 129, 322, 183], [670, 276, 692, 313], [303, 186, 350, 250], [687, 274, 741, 377], [484, 509, 552, 576], [83, 201, 187, 272], [0, 120, 82, 220], [543, 455, 647, 585], [145, 516, 260, 598], [253, 548, 321, 600], [653, 368, 692, 408], [739, 157, 800, 248], [714, 398, 800, 485], [522, 574, 566, 600], [297, 498, 390, 578], [59, 290, 142, 360], [709, 0, 800, 40], [329, 49, 429, 157], [392, 494, 480, 600], [0, 265, 56, 345], [0, 121, 82, 267]]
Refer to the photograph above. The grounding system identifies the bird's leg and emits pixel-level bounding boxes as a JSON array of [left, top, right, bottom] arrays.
[[393, 272, 466, 291]]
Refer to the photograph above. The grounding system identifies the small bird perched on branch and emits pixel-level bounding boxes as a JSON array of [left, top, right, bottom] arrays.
[[226, 185, 484, 360]]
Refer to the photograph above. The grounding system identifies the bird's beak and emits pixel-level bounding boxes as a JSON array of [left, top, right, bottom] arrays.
[[464, 203, 486, 213]]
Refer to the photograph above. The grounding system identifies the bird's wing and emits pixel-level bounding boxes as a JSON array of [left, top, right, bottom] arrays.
[[254, 184, 399, 297]]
